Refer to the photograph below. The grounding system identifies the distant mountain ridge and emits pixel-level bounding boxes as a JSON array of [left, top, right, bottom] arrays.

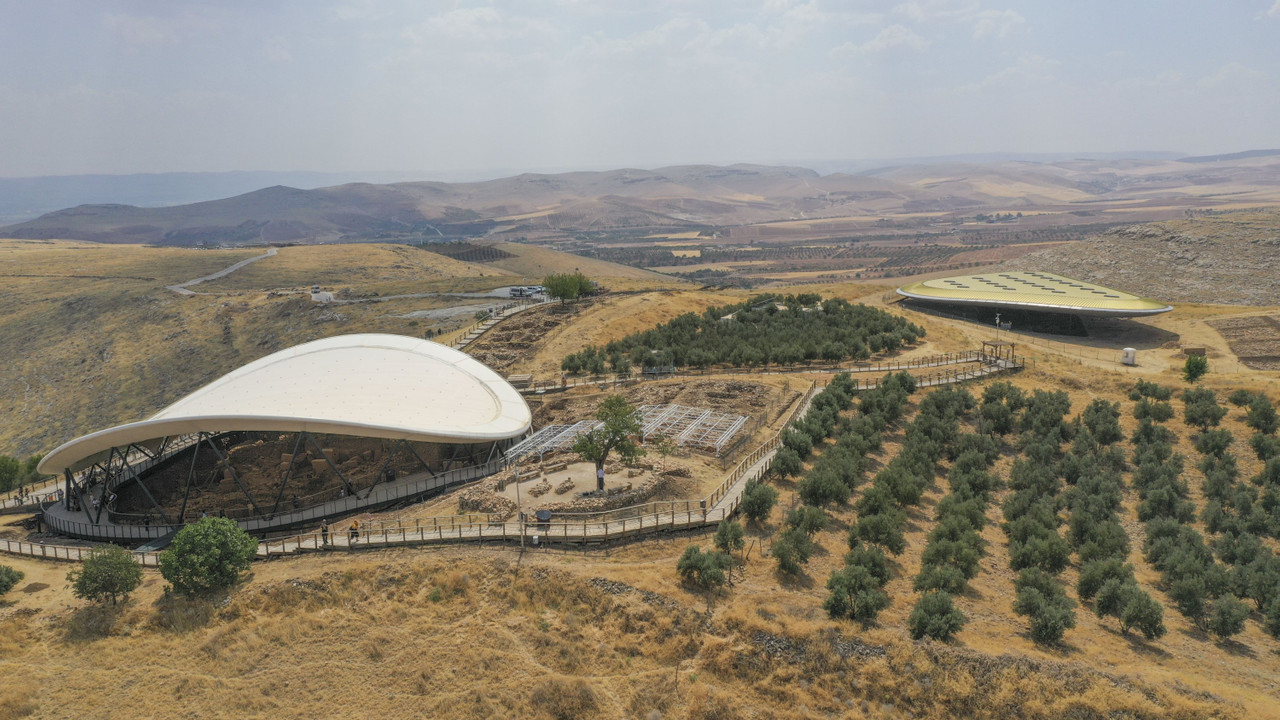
[[0, 170, 433, 225], [4, 155, 1280, 246]]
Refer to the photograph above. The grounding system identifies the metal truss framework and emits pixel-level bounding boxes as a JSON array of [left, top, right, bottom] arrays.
[[505, 404, 749, 464], [60, 431, 508, 525]]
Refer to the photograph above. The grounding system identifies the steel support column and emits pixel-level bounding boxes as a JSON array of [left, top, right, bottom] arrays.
[[178, 434, 203, 522], [201, 435, 264, 518], [305, 434, 355, 497], [112, 446, 172, 524], [401, 441, 437, 479], [269, 432, 307, 516], [362, 439, 403, 498]]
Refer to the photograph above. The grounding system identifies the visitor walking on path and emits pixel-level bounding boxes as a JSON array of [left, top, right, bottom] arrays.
[[320, 520, 330, 547], [348, 520, 360, 543]]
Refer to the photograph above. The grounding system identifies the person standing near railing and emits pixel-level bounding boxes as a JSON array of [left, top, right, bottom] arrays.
[[320, 519, 330, 547]]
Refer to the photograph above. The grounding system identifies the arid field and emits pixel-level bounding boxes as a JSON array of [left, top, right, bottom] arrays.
[[2, 220, 1280, 720]]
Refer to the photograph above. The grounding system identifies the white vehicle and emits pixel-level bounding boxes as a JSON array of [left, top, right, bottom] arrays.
[[509, 287, 529, 297]]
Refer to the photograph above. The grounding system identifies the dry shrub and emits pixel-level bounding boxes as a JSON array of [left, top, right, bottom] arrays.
[[61, 604, 124, 643], [623, 671, 677, 718], [197, 624, 237, 659], [360, 638, 385, 661], [0, 686, 36, 719], [530, 676, 598, 720], [150, 592, 215, 633], [685, 684, 743, 720], [442, 569, 473, 599], [0, 616, 32, 655], [697, 635, 768, 682]]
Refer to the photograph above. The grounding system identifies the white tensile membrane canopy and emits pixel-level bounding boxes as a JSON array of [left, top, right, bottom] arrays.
[[39, 334, 532, 473]]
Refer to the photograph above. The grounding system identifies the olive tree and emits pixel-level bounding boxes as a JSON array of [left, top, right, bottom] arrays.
[[908, 591, 966, 641], [677, 546, 731, 591], [0, 564, 23, 595], [68, 545, 143, 605]]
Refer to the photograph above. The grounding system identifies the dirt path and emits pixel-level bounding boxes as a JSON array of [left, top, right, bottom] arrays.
[[165, 247, 278, 295]]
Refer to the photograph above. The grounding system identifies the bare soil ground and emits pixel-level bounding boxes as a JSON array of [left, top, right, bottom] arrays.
[[468, 300, 601, 372], [1208, 314, 1280, 370]]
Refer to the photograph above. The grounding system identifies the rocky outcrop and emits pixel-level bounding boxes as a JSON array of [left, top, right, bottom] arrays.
[[1006, 212, 1280, 306]]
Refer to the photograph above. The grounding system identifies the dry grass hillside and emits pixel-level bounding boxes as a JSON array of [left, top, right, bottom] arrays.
[[487, 242, 680, 287], [1006, 210, 1280, 306], [4, 229, 1280, 719], [3, 287, 1280, 719], [0, 240, 670, 457]]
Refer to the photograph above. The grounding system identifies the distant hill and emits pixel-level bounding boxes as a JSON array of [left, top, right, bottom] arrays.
[[1004, 209, 1280, 305], [0, 170, 429, 225], [5, 155, 1280, 246], [1177, 149, 1280, 164]]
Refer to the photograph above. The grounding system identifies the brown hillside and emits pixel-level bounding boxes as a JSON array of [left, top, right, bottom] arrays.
[[1005, 210, 1280, 305], [8, 158, 1280, 246]]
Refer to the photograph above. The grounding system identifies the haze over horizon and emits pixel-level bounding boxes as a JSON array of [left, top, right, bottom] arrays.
[[3, 1, 1279, 179]]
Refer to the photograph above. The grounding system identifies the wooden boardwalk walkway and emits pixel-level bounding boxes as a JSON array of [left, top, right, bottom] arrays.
[[0, 351, 1023, 565]]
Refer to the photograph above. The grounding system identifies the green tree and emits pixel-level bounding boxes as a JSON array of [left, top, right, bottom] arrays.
[[771, 527, 814, 575], [159, 517, 258, 596], [797, 469, 849, 507], [676, 545, 731, 591], [571, 395, 645, 485], [913, 564, 968, 594], [824, 565, 889, 622], [0, 564, 23, 595], [0, 455, 19, 493], [908, 591, 966, 641], [1206, 595, 1250, 640], [1265, 596, 1280, 640], [740, 481, 779, 523], [713, 519, 745, 556], [67, 545, 143, 605], [770, 447, 803, 479], [1183, 354, 1208, 383], [1013, 568, 1076, 645], [1077, 558, 1134, 601], [1182, 388, 1227, 431], [785, 505, 828, 536], [1246, 395, 1278, 435], [1169, 575, 1209, 627], [1082, 399, 1124, 446], [1094, 578, 1136, 620], [852, 511, 907, 556], [543, 272, 593, 304], [1119, 590, 1166, 640]]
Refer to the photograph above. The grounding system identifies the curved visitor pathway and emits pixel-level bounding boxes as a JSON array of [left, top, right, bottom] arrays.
[[0, 350, 1024, 564]]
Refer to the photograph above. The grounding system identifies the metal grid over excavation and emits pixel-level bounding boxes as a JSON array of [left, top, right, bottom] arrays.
[[506, 404, 749, 463], [638, 404, 748, 455], [505, 420, 602, 463]]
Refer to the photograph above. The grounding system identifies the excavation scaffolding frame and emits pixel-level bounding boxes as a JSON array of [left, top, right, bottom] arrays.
[[505, 404, 749, 464]]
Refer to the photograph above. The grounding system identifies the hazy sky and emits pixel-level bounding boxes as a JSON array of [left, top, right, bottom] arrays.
[[2, 0, 1278, 178]]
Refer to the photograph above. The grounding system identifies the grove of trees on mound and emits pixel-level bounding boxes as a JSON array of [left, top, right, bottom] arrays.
[[562, 294, 924, 374]]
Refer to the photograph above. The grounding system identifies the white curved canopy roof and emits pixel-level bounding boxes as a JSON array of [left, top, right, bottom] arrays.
[[40, 334, 531, 473]]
